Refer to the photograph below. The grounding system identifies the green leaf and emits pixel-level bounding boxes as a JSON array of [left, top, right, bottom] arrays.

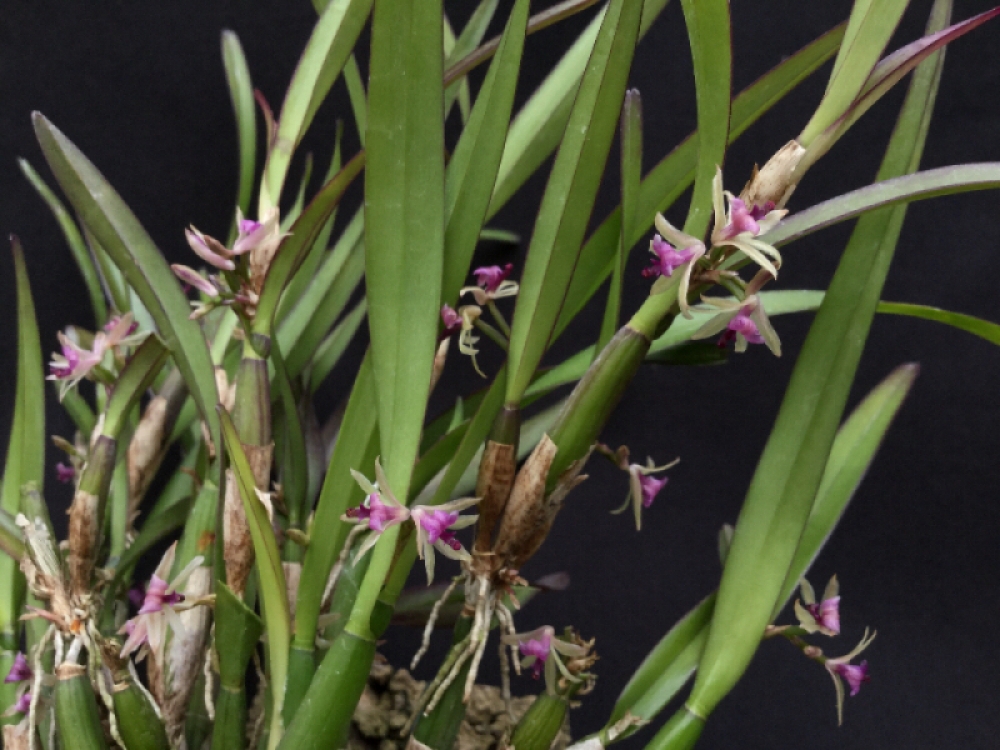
[[33, 114, 221, 480], [271, 340, 308, 542], [0, 508, 24, 561], [762, 163, 1000, 250], [609, 593, 715, 736], [18, 159, 107, 324], [799, 0, 909, 145], [219, 409, 290, 750], [598, 89, 642, 352], [364, 0, 444, 498], [102, 335, 170, 437], [277, 124, 345, 326], [343, 54, 367, 147], [555, 22, 846, 344], [443, 0, 499, 118], [294, 354, 378, 650], [678, 0, 731, 238], [505, 0, 643, 404], [686, 0, 950, 721], [487, 0, 673, 218], [802, 7, 1000, 171], [221, 30, 257, 225], [0, 238, 45, 634], [260, 0, 373, 212], [276, 206, 363, 362], [307, 299, 368, 394], [254, 151, 365, 337], [442, 0, 531, 305], [285, 236, 364, 380], [778, 363, 918, 610]]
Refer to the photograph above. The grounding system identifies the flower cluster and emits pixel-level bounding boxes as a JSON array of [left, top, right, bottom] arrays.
[[645, 166, 787, 355], [47, 312, 143, 399], [344, 458, 479, 583], [503, 626, 595, 696], [171, 207, 285, 320], [440, 264, 519, 376]]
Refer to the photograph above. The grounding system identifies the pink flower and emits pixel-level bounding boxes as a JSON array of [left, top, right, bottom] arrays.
[[830, 661, 870, 696], [502, 626, 592, 693], [344, 458, 411, 560], [519, 628, 553, 679], [409, 496, 478, 583], [642, 235, 700, 279], [795, 576, 841, 636], [440, 305, 462, 335], [707, 168, 786, 278], [55, 462, 76, 484], [638, 474, 669, 508], [47, 312, 142, 398], [462, 265, 519, 306], [691, 294, 781, 356], [185, 227, 235, 271], [119, 544, 203, 661], [4, 653, 32, 684], [172, 264, 219, 297], [613, 455, 679, 531], [717, 306, 764, 348], [11, 691, 31, 715], [825, 628, 876, 724], [473, 264, 513, 292]]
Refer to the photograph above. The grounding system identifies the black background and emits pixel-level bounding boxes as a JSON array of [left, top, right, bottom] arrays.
[[2, 1, 1000, 748]]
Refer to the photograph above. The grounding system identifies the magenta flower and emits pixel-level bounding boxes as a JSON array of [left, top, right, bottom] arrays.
[[642, 235, 700, 279], [55, 462, 76, 484], [232, 207, 283, 264], [717, 306, 765, 348], [709, 167, 786, 278], [473, 263, 513, 292], [831, 661, 870, 696], [48, 312, 141, 399], [795, 576, 841, 636], [519, 628, 553, 679], [119, 543, 203, 661], [4, 653, 32, 684], [691, 294, 781, 356], [825, 628, 876, 724], [440, 304, 463, 336], [409, 496, 479, 583], [502, 626, 591, 694], [11, 691, 31, 715], [613, 456, 679, 530], [344, 458, 411, 560], [462, 264, 519, 306]]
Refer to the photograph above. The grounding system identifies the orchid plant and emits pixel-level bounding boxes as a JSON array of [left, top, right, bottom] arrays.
[[2, 1, 999, 749]]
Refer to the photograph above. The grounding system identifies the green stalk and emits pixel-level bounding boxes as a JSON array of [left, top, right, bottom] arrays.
[[510, 693, 569, 750], [184, 671, 214, 750], [545, 325, 651, 489], [277, 631, 376, 750], [55, 664, 109, 750], [112, 678, 171, 750], [213, 583, 264, 750]]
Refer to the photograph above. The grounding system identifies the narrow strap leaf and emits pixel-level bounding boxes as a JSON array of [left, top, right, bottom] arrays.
[[679, 0, 731, 238], [221, 30, 257, 227], [364, 0, 445, 497], [33, 114, 221, 481], [220, 409, 290, 750], [505, 0, 644, 404]]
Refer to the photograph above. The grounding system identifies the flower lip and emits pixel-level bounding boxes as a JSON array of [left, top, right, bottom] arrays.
[[473, 263, 513, 292], [4, 653, 32, 684]]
